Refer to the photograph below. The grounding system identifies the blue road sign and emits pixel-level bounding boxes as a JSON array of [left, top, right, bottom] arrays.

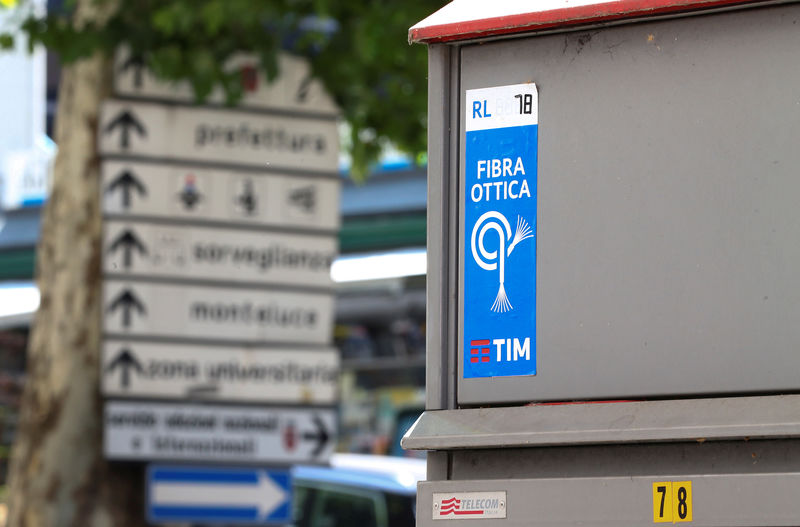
[[463, 83, 539, 379], [147, 465, 292, 525]]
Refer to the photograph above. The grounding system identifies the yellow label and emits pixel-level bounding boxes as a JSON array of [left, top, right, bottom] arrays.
[[672, 481, 693, 523], [0, 0, 18, 8], [653, 482, 673, 523], [653, 481, 692, 523]]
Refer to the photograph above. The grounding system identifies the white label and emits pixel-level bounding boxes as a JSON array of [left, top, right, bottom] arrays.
[[105, 401, 336, 463], [102, 281, 334, 345], [433, 492, 507, 520], [103, 221, 336, 288], [101, 161, 340, 230], [98, 100, 339, 172], [465, 83, 538, 132], [101, 341, 339, 403], [114, 49, 338, 116]]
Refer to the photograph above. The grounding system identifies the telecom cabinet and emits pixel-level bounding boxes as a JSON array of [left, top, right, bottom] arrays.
[[404, 1, 800, 525]]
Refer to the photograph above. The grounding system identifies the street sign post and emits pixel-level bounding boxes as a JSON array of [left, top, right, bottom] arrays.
[[98, 49, 341, 525], [405, 1, 800, 525], [114, 48, 338, 117], [147, 465, 292, 525], [105, 401, 335, 463], [103, 281, 334, 344], [101, 161, 340, 231], [103, 221, 336, 287], [102, 341, 339, 404], [98, 100, 338, 173]]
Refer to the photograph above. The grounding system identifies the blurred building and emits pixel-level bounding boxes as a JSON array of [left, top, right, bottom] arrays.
[[0, 0, 51, 485], [334, 162, 427, 456]]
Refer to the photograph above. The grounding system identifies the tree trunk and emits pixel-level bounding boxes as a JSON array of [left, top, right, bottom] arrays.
[[5, 1, 143, 525]]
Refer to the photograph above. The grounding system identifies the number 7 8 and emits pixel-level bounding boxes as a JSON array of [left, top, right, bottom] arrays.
[[653, 481, 692, 523]]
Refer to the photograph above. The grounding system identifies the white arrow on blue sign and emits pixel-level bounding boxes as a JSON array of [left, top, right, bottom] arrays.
[[147, 465, 291, 525]]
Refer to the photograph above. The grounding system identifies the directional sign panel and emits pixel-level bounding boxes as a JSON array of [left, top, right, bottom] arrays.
[[103, 221, 336, 287], [102, 341, 339, 403], [116, 48, 338, 116], [98, 100, 339, 172], [147, 465, 292, 525], [101, 161, 340, 231], [105, 401, 336, 463], [103, 281, 334, 345]]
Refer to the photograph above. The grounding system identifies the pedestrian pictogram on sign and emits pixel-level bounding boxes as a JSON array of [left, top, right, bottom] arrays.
[[178, 174, 203, 210]]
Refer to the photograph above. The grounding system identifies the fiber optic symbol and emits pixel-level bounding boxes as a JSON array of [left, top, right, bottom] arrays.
[[471, 211, 534, 313]]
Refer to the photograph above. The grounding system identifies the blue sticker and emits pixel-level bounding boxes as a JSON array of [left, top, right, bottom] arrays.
[[463, 84, 538, 379]]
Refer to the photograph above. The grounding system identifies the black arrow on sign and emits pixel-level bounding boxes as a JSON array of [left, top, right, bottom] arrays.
[[105, 348, 143, 389], [236, 180, 257, 216], [107, 229, 147, 269], [105, 169, 146, 209], [295, 74, 312, 103], [106, 289, 146, 328], [302, 414, 330, 458], [104, 110, 146, 150], [119, 55, 146, 89]]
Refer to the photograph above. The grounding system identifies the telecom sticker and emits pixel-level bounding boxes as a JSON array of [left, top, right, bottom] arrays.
[[463, 83, 538, 379], [433, 491, 507, 520]]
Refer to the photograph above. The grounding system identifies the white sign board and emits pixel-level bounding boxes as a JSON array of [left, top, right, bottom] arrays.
[[114, 49, 338, 116], [105, 401, 336, 463], [102, 341, 339, 404], [103, 281, 334, 345], [98, 100, 339, 172], [101, 160, 340, 231], [103, 221, 336, 288]]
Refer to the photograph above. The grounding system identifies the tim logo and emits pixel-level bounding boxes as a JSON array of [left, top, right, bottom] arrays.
[[433, 492, 506, 521], [469, 340, 491, 364], [440, 498, 482, 516], [469, 338, 531, 364]]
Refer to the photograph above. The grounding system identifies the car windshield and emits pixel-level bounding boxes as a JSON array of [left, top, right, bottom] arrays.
[[293, 483, 416, 527]]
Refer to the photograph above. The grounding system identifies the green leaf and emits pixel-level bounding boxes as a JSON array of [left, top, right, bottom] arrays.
[[5, 0, 445, 178], [0, 33, 14, 49]]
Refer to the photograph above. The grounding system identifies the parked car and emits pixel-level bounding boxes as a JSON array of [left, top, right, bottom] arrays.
[[292, 453, 425, 527]]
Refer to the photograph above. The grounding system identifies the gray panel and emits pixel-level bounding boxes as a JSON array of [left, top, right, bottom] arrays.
[[418, 473, 800, 526], [457, 4, 800, 404], [426, 43, 456, 412], [450, 439, 800, 480], [402, 395, 800, 451], [427, 451, 450, 483]]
